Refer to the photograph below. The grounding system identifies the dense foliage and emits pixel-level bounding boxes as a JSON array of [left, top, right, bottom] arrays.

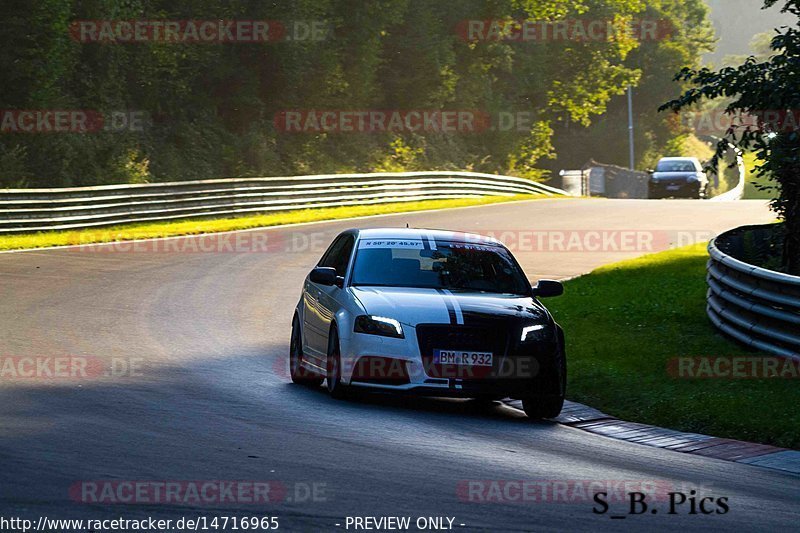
[[1, 0, 710, 188], [661, 0, 800, 274], [548, 0, 713, 172]]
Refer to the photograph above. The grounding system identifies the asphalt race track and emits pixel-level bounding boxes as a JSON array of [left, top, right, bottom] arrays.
[[1, 199, 797, 532]]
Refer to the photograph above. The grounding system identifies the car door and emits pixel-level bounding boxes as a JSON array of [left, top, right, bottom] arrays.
[[315, 234, 356, 355], [303, 234, 355, 361]]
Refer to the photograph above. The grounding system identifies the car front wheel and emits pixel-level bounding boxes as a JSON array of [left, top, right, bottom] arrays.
[[522, 395, 564, 419], [326, 327, 349, 399], [521, 350, 566, 419]]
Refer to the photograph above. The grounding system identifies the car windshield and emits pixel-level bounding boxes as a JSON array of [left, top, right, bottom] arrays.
[[656, 160, 697, 172], [351, 239, 530, 295]]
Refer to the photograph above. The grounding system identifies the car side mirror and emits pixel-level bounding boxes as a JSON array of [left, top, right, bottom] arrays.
[[310, 266, 338, 286], [532, 279, 563, 298], [646, 169, 654, 174]]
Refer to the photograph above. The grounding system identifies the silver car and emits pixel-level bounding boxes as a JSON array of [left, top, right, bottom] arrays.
[[290, 228, 567, 419]]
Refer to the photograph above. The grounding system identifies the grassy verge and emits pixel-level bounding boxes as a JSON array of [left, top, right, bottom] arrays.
[[743, 152, 776, 200], [0, 194, 546, 251], [547, 243, 800, 449], [681, 133, 714, 162]]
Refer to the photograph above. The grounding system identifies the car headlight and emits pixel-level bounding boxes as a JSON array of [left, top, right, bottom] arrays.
[[354, 315, 404, 338], [520, 324, 546, 342], [687, 174, 699, 183]]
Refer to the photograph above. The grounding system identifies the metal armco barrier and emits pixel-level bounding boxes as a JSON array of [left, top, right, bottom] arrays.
[[708, 143, 745, 202], [0, 171, 568, 233], [707, 224, 800, 360]]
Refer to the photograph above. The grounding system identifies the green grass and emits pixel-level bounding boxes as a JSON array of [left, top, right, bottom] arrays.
[[0, 195, 546, 251], [743, 152, 777, 200], [547, 243, 800, 449]]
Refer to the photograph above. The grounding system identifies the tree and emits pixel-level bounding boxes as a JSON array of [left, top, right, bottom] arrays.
[[660, 0, 800, 275], [547, 0, 714, 172], [0, 0, 700, 187]]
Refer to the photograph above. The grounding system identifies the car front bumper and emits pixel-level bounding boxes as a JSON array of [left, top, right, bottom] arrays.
[[649, 181, 702, 197], [339, 322, 564, 399]]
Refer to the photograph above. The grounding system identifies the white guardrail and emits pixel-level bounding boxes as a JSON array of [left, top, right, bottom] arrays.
[[707, 225, 800, 360], [0, 171, 569, 234], [708, 144, 746, 202]]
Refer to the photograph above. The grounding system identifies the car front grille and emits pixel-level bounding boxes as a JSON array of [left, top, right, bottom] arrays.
[[652, 179, 696, 189], [415, 321, 559, 382], [416, 323, 509, 379]]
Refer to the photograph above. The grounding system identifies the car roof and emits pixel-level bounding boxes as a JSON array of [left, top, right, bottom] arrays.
[[353, 227, 502, 245], [658, 157, 700, 162]]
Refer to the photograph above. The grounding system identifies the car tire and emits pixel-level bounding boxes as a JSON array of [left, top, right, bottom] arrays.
[[521, 349, 566, 419], [521, 395, 564, 419], [326, 327, 349, 400], [290, 317, 323, 387]]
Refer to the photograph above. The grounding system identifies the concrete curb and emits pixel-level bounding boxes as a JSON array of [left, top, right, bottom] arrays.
[[503, 399, 800, 476]]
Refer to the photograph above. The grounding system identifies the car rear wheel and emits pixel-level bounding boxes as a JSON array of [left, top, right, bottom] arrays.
[[290, 317, 323, 387], [326, 328, 349, 399]]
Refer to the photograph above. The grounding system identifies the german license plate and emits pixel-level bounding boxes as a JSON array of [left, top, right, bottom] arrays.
[[433, 350, 493, 367]]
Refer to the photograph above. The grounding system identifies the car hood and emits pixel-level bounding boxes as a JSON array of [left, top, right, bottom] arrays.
[[350, 286, 549, 326]]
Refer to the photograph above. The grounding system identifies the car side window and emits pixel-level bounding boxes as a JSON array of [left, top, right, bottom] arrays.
[[318, 236, 346, 268], [330, 236, 355, 277], [319, 234, 355, 277]]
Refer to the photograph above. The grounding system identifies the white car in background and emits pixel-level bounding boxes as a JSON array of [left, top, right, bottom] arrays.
[[290, 228, 567, 419]]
